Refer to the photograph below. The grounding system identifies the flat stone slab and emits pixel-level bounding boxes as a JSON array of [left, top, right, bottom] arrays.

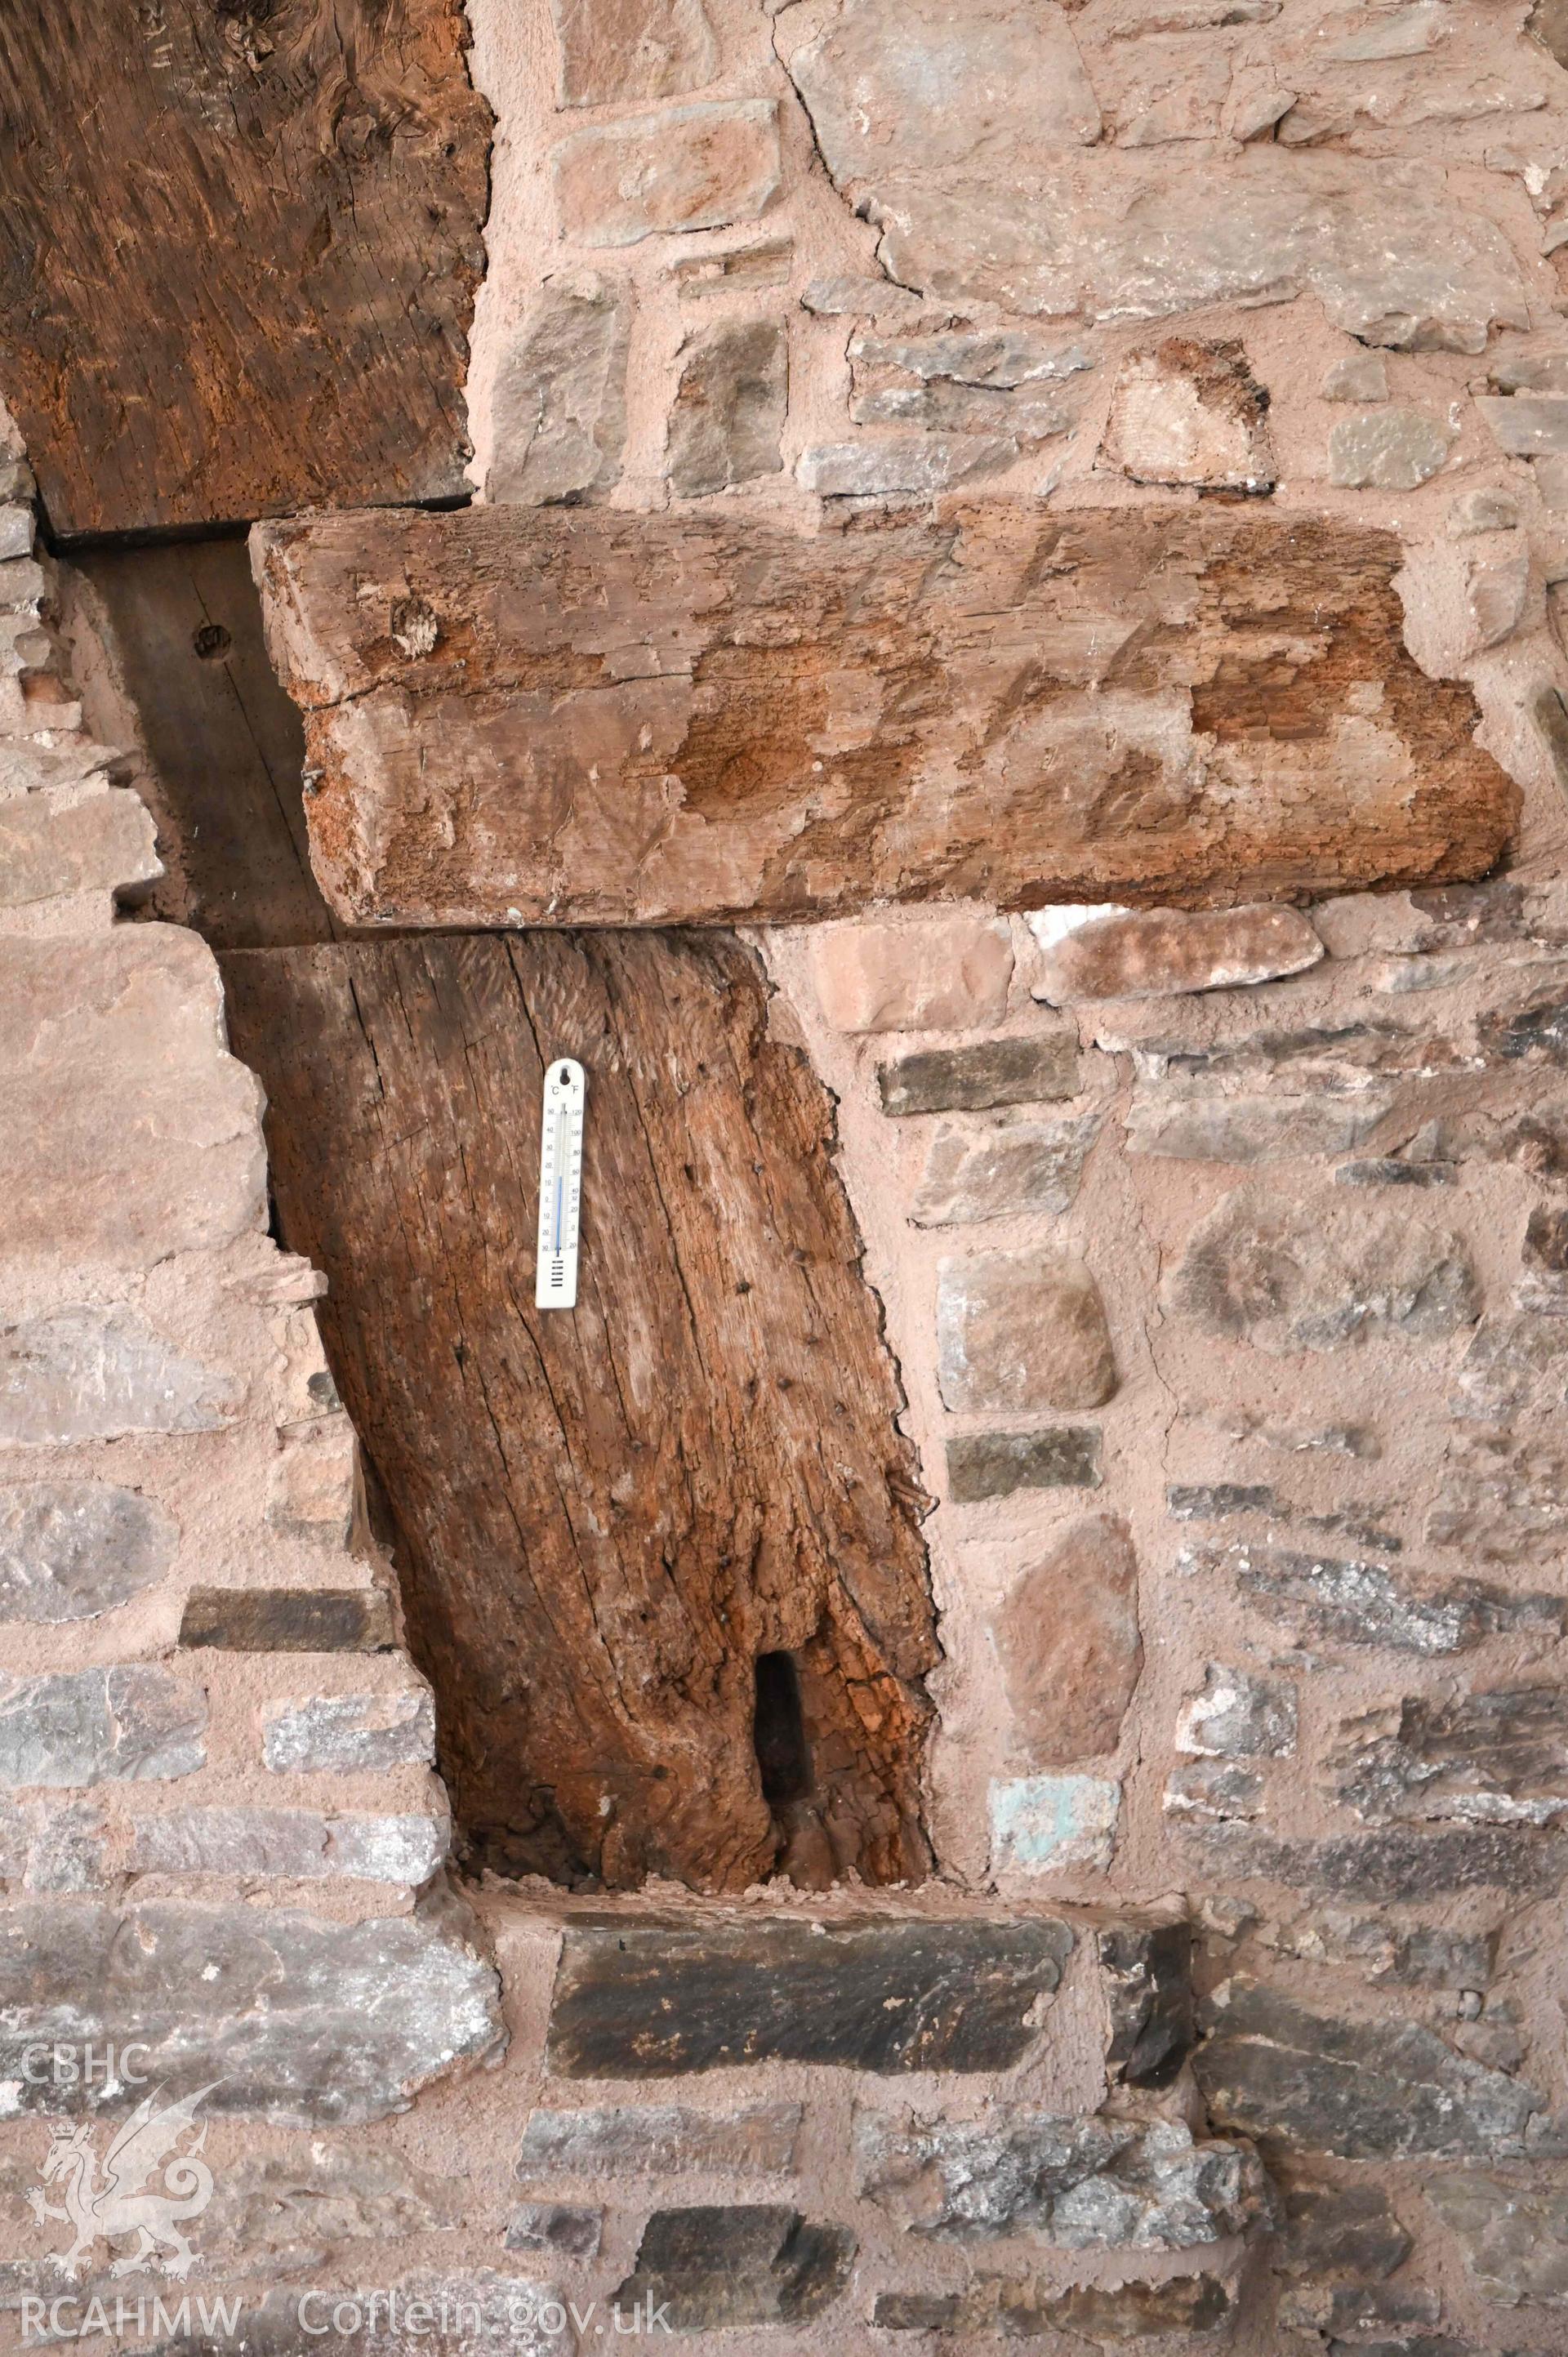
[[0, 928, 265, 1265], [0, 1481, 176, 1624], [517, 2100, 802, 2177], [0, 1898, 503, 2122], [252, 504, 1516, 928], [856, 2108, 1270, 2244], [612, 2205, 855, 2328], [1195, 1976, 1539, 2159], [546, 1914, 1073, 2076], [180, 1587, 395, 1654], [877, 1034, 1078, 1116]]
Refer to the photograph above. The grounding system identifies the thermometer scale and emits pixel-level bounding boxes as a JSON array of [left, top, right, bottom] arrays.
[[535, 1058, 586, 1309]]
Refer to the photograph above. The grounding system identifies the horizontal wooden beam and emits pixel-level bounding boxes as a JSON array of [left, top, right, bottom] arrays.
[[253, 502, 1517, 929]]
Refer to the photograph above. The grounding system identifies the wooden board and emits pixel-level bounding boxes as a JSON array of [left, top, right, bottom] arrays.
[[0, 1, 490, 536], [222, 933, 938, 1893], [253, 502, 1519, 928], [77, 539, 337, 949]]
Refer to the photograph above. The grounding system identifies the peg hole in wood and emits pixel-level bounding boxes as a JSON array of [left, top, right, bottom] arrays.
[[754, 1652, 811, 1807]]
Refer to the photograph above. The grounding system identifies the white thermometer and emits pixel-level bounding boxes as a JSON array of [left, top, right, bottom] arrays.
[[535, 1058, 586, 1310]]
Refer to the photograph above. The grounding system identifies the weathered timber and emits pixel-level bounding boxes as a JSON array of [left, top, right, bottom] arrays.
[[252, 503, 1518, 927], [0, 2, 490, 535], [221, 933, 937, 1893], [74, 540, 334, 948]]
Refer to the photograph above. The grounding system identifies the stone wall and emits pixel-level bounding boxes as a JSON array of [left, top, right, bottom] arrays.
[[7, 0, 1568, 2348]]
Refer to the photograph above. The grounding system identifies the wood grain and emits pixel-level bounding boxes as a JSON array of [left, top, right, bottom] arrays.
[[75, 539, 336, 948], [221, 933, 937, 1893], [0, 0, 490, 536], [253, 501, 1519, 927]]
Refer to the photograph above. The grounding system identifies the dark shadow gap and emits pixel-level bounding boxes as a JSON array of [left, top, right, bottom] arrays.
[[754, 1653, 812, 1807]]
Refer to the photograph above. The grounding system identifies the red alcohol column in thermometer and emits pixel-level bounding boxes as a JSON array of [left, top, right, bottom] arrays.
[[535, 1059, 586, 1310]]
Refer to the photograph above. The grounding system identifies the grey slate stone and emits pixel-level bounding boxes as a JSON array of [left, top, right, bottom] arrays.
[[1330, 1686, 1568, 1825], [1426, 1432, 1568, 1561], [947, 1426, 1102, 1504], [848, 327, 1086, 435], [1395, 1927, 1498, 1989], [1196, 1978, 1540, 2157], [0, 1481, 176, 1623], [180, 1588, 395, 1653], [872, 2292, 964, 2329], [1176, 1664, 1297, 1758], [1480, 991, 1568, 1061], [1282, 2283, 1443, 2337], [1324, 351, 1390, 401], [796, 436, 1016, 497], [1518, 1202, 1568, 1312], [1133, 1016, 1446, 1093], [612, 2206, 854, 2328], [1184, 1818, 1568, 1900], [670, 238, 791, 298], [1163, 1759, 1266, 1820], [1454, 1317, 1568, 1421], [516, 2099, 802, 2177], [1427, 2172, 1568, 2306], [488, 273, 630, 506], [22, 1799, 109, 1892], [546, 1914, 1072, 2076], [1098, 1922, 1195, 2088], [0, 1306, 238, 1445], [801, 274, 924, 321], [996, 2274, 1236, 2339], [261, 1691, 436, 1774], [779, 18, 1528, 354], [849, 379, 1076, 436], [1323, 2341, 1526, 2357], [1477, 393, 1568, 454], [1488, 348, 1568, 392], [1183, 1539, 1565, 1655], [0, 1896, 504, 2121], [504, 2203, 602, 2259], [912, 1112, 1099, 1223], [666, 318, 786, 495], [1337, 1156, 1455, 1187], [1126, 1091, 1390, 1161], [128, 1807, 447, 1885], [876, 1034, 1078, 1116], [1166, 1191, 1479, 1353], [1167, 1484, 1276, 1522], [1278, 2174, 1414, 2281], [1329, 410, 1454, 488], [203, 2145, 468, 2267], [849, 326, 1092, 391], [857, 2110, 1272, 2247], [1450, 485, 1522, 532], [1465, 543, 1530, 649], [0, 1664, 206, 1787]]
